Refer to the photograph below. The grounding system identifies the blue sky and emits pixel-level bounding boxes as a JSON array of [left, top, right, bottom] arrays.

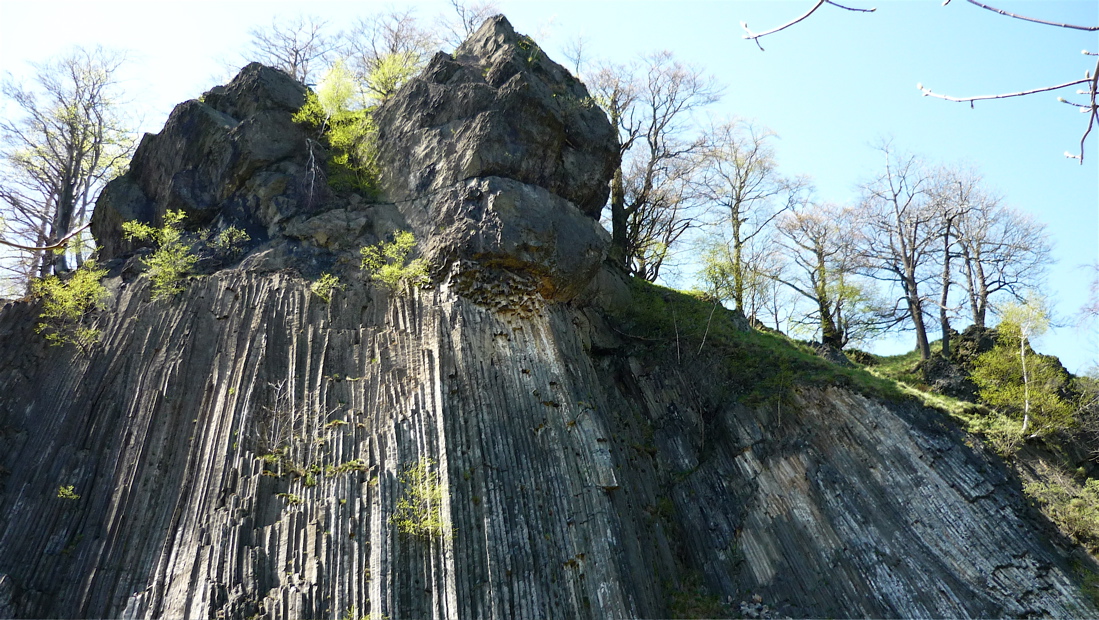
[[1, 0, 1096, 371]]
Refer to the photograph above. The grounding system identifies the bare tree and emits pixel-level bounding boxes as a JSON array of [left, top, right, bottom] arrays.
[[742, 0, 1098, 162], [0, 46, 135, 283], [342, 9, 437, 104], [952, 191, 1052, 329], [774, 202, 881, 348], [589, 52, 721, 280], [438, 0, 501, 50], [696, 119, 808, 311], [858, 143, 942, 359], [247, 15, 336, 84]]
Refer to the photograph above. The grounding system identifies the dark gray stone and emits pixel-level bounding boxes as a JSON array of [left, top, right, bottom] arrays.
[[91, 63, 314, 259], [373, 15, 618, 217]]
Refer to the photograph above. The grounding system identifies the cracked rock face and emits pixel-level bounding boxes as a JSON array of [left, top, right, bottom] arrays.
[[3, 14, 1097, 620], [373, 15, 619, 218], [90, 63, 313, 260], [0, 276, 1095, 619]]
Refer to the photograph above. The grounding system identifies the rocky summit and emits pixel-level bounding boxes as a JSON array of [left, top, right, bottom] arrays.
[[0, 15, 1096, 620]]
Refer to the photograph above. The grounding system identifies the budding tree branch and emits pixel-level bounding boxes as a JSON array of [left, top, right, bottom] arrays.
[[948, 0, 1099, 32], [740, 0, 876, 51], [917, 55, 1098, 163]]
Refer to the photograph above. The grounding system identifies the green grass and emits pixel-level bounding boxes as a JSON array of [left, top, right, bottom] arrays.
[[609, 279, 905, 407]]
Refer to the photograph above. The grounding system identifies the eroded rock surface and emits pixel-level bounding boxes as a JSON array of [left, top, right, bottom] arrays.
[[374, 16, 618, 218], [90, 63, 313, 260], [0, 273, 1095, 619], [1, 14, 1096, 620]]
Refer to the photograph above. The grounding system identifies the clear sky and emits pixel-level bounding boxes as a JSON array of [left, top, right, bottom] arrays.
[[1, 0, 1096, 371]]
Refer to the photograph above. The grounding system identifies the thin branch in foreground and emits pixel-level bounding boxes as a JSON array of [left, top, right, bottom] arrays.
[[0, 223, 91, 252], [741, 0, 875, 51], [917, 78, 1092, 105], [961, 0, 1099, 32], [1067, 60, 1099, 163]]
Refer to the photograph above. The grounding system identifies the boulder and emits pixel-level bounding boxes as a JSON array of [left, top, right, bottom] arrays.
[[373, 15, 618, 217]]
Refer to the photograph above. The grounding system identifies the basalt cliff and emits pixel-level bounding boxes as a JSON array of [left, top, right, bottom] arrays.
[[0, 16, 1096, 619]]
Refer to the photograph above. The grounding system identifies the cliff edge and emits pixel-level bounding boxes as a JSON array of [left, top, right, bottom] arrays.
[[0, 15, 1095, 620]]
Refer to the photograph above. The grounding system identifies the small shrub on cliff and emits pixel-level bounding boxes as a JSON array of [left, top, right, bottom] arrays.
[[390, 458, 451, 541], [32, 260, 109, 351], [208, 226, 250, 257], [360, 231, 429, 294], [57, 485, 79, 500], [1025, 478, 1099, 553], [310, 273, 342, 302], [123, 210, 197, 299], [292, 63, 381, 197]]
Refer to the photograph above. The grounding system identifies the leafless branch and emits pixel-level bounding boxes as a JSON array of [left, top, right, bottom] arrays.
[[741, 0, 876, 51], [919, 55, 1098, 162], [957, 0, 1099, 31], [0, 222, 90, 251], [917, 77, 1092, 104]]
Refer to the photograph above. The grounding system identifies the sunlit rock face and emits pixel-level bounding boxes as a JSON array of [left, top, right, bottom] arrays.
[[0, 15, 1096, 620]]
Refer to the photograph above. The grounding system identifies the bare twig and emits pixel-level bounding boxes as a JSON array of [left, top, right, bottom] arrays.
[[0, 223, 91, 252], [741, 0, 875, 51], [917, 77, 1092, 104], [919, 55, 1098, 163], [697, 300, 719, 355], [959, 0, 1099, 31], [1068, 61, 1098, 163]]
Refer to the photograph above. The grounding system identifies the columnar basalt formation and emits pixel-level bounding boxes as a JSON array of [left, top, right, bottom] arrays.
[[0, 15, 1095, 620]]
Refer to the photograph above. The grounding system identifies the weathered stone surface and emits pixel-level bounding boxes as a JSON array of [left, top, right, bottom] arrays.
[[919, 355, 980, 401], [373, 15, 618, 217], [9, 15, 1097, 620], [400, 176, 608, 302], [0, 272, 1095, 619], [91, 63, 313, 258]]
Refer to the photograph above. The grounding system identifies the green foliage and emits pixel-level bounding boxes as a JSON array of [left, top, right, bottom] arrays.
[[293, 87, 381, 196], [365, 52, 420, 102], [971, 320, 1074, 437], [276, 492, 303, 506], [318, 59, 356, 116], [360, 231, 429, 293], [123, 210, 197, 299], [1025, 478, 1099, 553], [57, 485, 79, 500], [31, 260, 108, 350], [209, 226, 250, 256], [516, 35, 542, 67], [310, 273, 342, 302], [390, 458, 451, 541]]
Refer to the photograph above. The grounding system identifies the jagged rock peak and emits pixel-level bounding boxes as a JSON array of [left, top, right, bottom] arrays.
[[201, 62, 309, 119], [90, 63, 314, 260], [373, 14, 619, 217]]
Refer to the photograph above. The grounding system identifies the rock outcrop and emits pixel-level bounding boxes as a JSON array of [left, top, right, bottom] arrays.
[[0, 15, 1096, 620], [90, 63, 314, 260], [373, 16, 618, 217]]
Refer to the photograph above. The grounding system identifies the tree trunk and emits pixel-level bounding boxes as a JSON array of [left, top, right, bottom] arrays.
[[939, 220, 953, 358], [609, 167, 627, 270], [731, 210, 744, 311]]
